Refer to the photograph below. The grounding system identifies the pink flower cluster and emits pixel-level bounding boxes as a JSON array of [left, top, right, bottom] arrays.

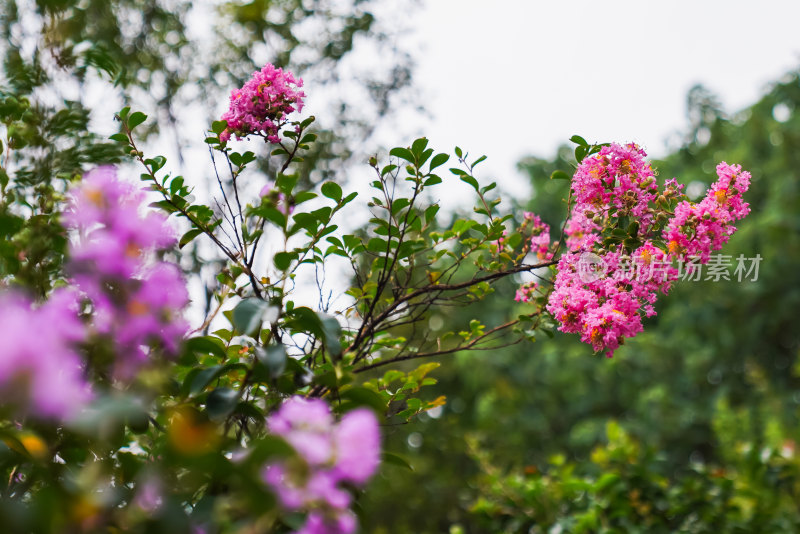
[[665, 162, 751, 262], [219, 63, 305, 144], [263, 397, 381, 534], [65, 166, 189, 376], [0, 290, 91, 420], [522, 144, 751, 357], [571, 143, 659, 225], [514, 281, 539, 304], [523, 212, 553, 260]]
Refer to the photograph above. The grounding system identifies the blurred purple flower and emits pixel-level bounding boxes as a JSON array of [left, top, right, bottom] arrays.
[[0, 290, 91, 420], [264, 396, 380, 534]]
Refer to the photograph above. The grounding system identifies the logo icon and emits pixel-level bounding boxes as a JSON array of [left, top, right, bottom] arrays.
[[577, 252, 607, 283]]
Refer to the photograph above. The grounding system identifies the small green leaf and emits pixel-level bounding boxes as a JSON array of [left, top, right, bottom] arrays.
[[429, 153, 449, 170], [550, 170, 570, 180], [321, 181, 343, 202], [459, 174, 480, 191], [410, 137, 428, 158], [382, 452, 414, 471], [185, 336, 226, 359], [187, 363, 247, 396], [274, 251, 296, 271], [179, 229, 204, 248], [570, 134, 589, 146], [256, 345, 287, 379], [340, 386, 385, 414], [206, 388, 240, 421], [575, 145, 588, 163], [127, 111, 147, 130], [232, 298, 270, 336], [211, 120, 227, 134], [318, 314, 342, 357], [389, 147, 415, 163]]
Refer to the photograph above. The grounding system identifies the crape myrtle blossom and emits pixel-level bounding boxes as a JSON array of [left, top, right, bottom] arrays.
[[219, 63, 305, 144], [522, 212, 553, 260], [263, 396, 381, 534], [664, 162, 751, 263], [521, 144, 751, 358], [515, 281, 539, 304], [65, 166, 189, 375], [0, 290, 91, 420]]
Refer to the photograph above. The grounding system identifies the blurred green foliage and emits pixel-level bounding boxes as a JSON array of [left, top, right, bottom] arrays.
[[360, 71, 800, 532]]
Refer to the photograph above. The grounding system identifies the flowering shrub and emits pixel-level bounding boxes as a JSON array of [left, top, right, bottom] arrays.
[[517, 142, 751, 357], [0, 64, 752, 533]]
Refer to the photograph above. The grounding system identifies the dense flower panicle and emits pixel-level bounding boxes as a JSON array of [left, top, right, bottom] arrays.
[[524, 149, 751, 358], [0, 290, 91, 420], [663, 162, 751, 262], [219, 63, 305, 144], [66, 166, 189, 374], [264, 397, 380, 534], [571, 143, 658, 226]]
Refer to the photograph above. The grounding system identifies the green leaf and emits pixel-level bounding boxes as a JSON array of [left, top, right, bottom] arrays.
[[389, 147, 415, 163], [127, 111, 147, 130], [459, 174, 480, 191], [575, 145, 588, 163], [318, 313, 342, 357], [471, 155, 487, 167], [570, 134, 589, 146], [429, 153, 449, 170], [211, 120, 227, 134], [340, 386, 385, 414], [109, 132, 128, 143], [293, 191, 317, 205], [255, 345, 287, 379], [411, 137, 429, 158], [382, 451, 414, 471], [187, 363, 247, 396], [274, 251, 296, 271], [321, 181, 343, 202], [206, 388, 240, 421], [232, 298, 270, 336], [179, 228, 204, 249], [283, 307, 324, 339], [185, 336, 227, 359], [550, 170, 570, 180]]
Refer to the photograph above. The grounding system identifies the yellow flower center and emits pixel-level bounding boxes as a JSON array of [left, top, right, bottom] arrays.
[[125, 242, 142, 258], [127, 300, 149, 316], [85, 188, 104, 207]]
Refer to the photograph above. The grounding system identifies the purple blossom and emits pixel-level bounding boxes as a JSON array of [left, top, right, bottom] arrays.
[[65, 166, 189, 376], [0, 290, 91, 420], [264, 396, 381, 534]]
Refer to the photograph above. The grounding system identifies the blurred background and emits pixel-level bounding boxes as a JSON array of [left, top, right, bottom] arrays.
[[2, 0, 800, 531]]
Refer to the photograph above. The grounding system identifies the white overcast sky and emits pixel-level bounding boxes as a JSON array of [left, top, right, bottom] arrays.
[[393, 0, 800, 199]]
